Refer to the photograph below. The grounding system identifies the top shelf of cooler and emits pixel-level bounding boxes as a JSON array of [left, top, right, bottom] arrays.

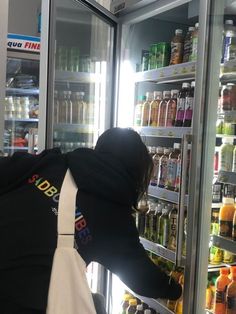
[[133, 61, 196, 84], [220, 60, 236, 83], [55, 70, 101, 84]]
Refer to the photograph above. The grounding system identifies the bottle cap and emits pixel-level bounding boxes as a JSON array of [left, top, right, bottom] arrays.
[[182, 82, 191, 88], [195, 22, 199, 28], [191, 81, 195, 87], [175, 29, 183, 35], [123, 294, 131, 301], [164, 148, 170, 154], [188, 26, 195, 31], [220, 267, 229, 275], [153, 91, 162, 99], [144, 310, 151, 314], [225, 20, 234, 25], [222, 137, 234, 144], [136, 304, 143, 310], [163, 91, 171, 98], [146, 92, 153, 101], [129, 299, 137, 306], [171, 89, 179, 95], [174, 143, 181, 149], [222, 197, 234, 204], [156, 146, 164, 154]]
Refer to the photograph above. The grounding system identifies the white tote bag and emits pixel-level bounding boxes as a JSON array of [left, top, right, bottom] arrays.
[[46, 169, 96, 314]]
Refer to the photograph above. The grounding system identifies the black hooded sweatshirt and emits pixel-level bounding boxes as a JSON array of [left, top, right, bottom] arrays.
[[0, 148, 182, 310]]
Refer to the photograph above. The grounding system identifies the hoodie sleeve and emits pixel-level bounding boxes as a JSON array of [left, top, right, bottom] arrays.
[[82, 196, 182, 301]]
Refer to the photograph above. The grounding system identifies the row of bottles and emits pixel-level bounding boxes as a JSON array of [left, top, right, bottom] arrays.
[[135, 197, 187, 254], [139, 23, 199, 72], [54, 90, 94, 125], [134, 81, 195, 128], [4, 96, 39, 120], [215, 137, 236, 173], [207, 266, 236, 314], [120, 292, 157, 314]]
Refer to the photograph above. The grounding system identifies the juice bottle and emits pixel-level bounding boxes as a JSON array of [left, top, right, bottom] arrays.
[[165, 89, 179, 127], [169, 29, 184, 65], [222, 83, 234, 112], [165, 143, 181, 190], [141, 92, 153, 126], [183, 26, 195, 62], [121, 294, 132, 314], [219, 197, 235, 238], [150, 147, 164, 186], [158, 148, 171, 188], [167, 268, 183, 310], [223, 20, 236, 63], [175, 82, 190, 127], [175, 274, 184, 314], [219, 137, 234, 172], [126, 299, 138, 314], [149, 204, 157, 243], [213, 267, 231, 314], [174, 151, 181, 192], [189, 23, 199, 61], [212, 182, 223, 204], [155, 202, 164, 244], [232, 210, 236, 241], [183, 81, 195, 127], [211, 208, 220, 236], [149, 91, 162, 127], [158, 91, 171, 127], [137, 194, 149, 237], [134, 95, 145, 127], [223, 250, 234, 264], [221, 20, 235, 63], [159, 206, 170, 248], [226, 266, 236, 314], [168, 206, 178, 250], [144, 205, 151, 240]]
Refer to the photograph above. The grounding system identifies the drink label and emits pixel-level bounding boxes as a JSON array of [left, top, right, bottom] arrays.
[[158, 160, 168, 187], [176, 98, 185, 122], [219, 220, 233, 237], [216, 290, 225, 304], [166, 159, 178, 189], [190, 37, 198, 61], [184, 96, 194, 120], [163, 220, 169, 247], [227, 296, 236, 309], [170, 42, 183, 64], [166, 100, 177, 126], [175, 160, 181, 191]]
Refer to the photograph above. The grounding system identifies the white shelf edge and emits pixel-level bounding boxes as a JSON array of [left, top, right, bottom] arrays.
[[55, 70, 101, 83], [212, 235, 236, 254], [6, 88, 39, 95], [5, 118, 39, 123], [217, 170, 236, 185], [136, 126, 192, 138], [148, 185, 188, 206]]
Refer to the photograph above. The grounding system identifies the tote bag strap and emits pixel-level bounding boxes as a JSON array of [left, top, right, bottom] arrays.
[[57, 169, 78, 248]]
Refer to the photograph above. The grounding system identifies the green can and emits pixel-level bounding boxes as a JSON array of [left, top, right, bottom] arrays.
[[149, 42, 171, 70], [148, 44, 159, 70]]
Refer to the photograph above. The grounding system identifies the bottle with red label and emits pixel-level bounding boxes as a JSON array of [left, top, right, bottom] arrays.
[[158, 91, 171, 127], [183, 81, 195, 127], [175, 82, 190, 127], [165, 89, 179, 127]]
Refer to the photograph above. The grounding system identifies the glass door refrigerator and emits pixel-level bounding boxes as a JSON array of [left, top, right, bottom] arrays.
[[3, 34, 40, 156]]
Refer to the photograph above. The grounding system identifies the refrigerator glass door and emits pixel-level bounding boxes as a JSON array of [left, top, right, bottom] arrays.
[[194, 1, 236, 313], [49, 0, 115, 152], [4, 51, 40, 156]]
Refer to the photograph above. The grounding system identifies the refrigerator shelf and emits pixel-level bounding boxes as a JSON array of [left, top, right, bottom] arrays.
[[55, 70, 101, 83], [220, 60, 236, 83], [5, 118, 39, 123], [53, 123, 95, 133], [212, 235, 236, 254], [136, 126, 192, 138], [133, 61, 196, 84], [140, 237, 185, 264], [216, 134, 236, 139], [217, 170, 236, 185], [148, 185, 189, 206], [6, 88, 39, 95], [4, 146, 37, 151], [208, 262, 236, 272]]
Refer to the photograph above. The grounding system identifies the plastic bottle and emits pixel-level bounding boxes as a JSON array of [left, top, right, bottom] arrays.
[[183, 81, 195, 127], [175, 82, 190, 127], [121, 294, 132, 314], [212, 182, 223, 204], [213, 267, 231, 314], [141, 92, 153, 127], [165, 89, 179, 127], [219, 137, 234, 171], [219, 197, 236, 238], [134, 96, 146, 127], [169, 29, 184, 65], [165, 143, 181, 190], [168, 206, 178, 250], [189, 23, 199, 61], [183, 26, 195, 63], [174, 151, 181, 192], [158, 148, 171, 188], [136, 194, 149, 237], [223, 20, 236, 63], [150, 147, 164, 186], [126, 299, 138, 314], [159, 206, 170, 247], [167, 268, 183, 310], [135, 304, 144, 314], [149, 91, 162, 127], [155, 203, 164, 244], [221, 20, 235, 63], [144, 206, 151, 240], [226, 266, 236, 313], [158, 91, 171, 127], [175, 274, 184, 314], [148, 204, 157, 243]]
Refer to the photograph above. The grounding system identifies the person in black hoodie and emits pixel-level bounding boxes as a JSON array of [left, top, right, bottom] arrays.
[[0, 127, 182, 313]]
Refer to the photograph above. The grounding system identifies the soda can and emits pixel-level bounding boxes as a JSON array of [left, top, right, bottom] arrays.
[[148, 44, 158, 70], [156, 42, 171, 68], [57, 46, 68, 71], [68, 47, 80, 72]]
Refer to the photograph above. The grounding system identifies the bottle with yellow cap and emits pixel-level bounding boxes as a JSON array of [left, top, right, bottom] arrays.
[[126, 298, 138, 314], [120, 293, 132, 314]]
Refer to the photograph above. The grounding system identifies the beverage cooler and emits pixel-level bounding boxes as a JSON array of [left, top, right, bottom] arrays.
[[2, 34, 40, 156], [37, 0, 236, 313]]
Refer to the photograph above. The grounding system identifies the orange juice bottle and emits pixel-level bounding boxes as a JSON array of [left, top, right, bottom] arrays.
[[167, 268, 183, 310], [226, 266, 236, 314], [219, 197, 236, 238], [213, 267, 231, 314], [175, 274, 184, 314]]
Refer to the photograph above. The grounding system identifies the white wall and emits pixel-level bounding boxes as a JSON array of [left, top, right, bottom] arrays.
[[8, 0, 41, 37]]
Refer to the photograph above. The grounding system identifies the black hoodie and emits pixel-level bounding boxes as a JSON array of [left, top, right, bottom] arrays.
[[0, 148, 182, 310]]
